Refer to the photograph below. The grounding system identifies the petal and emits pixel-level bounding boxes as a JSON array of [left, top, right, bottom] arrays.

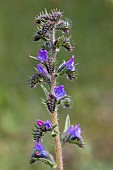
[[37, 64, 48, 76], [44, 120, 53, 130], [66, 125, 74, 135], [40, 150, 49, 158], [54, 85, 66, 100], [74, 124, 82, 138], [65, 55, 75, 71], [34, 142, 45, 152], [37, 49, 48, 63]]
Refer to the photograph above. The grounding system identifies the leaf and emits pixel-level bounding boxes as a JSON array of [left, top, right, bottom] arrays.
[[41, 84, 49, 99], [63, 114, 71, 132]]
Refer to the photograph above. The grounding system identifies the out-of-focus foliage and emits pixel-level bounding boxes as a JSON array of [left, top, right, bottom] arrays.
[[0, 0, 113, 170]]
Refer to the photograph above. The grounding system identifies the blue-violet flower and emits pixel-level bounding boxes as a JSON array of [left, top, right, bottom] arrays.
[[66, 124, 82, 140], [37, 49, 48, 63], [37, 119, 53, 131], [34, 142, 45, 152], [65, 124, 84, 148], [63, 55, 75, 71], [33, 142, 50, 159], [37, 64, 48, 76], [54, 85, 66, 100], [32, 142, 56, 168]]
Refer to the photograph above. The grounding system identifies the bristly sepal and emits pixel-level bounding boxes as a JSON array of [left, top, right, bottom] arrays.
[[61, 115, 85, 148]]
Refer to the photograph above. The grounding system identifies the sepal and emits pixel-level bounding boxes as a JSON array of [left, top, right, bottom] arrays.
[[51, 129, 58, 137]]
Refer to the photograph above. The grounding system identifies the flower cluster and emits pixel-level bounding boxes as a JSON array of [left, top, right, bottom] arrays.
[[30, 119, 57, 167], [30, 142, 56, 168], [61, 124, 85, 148], [28, 9, 85, 169], [32, 119, 56, 143], [57, 55, 78, 80]]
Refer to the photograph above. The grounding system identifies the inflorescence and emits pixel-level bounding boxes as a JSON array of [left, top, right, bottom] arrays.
[[28, 9, 85, 169]]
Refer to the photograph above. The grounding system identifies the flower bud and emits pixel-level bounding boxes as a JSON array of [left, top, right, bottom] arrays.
[[46, 94, 57, 113]]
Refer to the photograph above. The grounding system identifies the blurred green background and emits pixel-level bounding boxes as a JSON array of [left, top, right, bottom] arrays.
[[0, 0, 113, 170]]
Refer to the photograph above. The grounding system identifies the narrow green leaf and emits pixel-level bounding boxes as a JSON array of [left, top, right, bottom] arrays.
[[63, 114, 71, 132], [41, 84, 49, 99]]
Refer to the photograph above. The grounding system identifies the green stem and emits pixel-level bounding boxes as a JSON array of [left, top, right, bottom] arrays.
[[51, 28, 63, 170]]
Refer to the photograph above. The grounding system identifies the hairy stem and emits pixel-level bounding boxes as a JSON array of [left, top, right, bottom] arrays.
[[51, 29, 63, 170]]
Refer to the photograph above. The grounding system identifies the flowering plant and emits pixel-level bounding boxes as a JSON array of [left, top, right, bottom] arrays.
[[28, 9, 85, 169]]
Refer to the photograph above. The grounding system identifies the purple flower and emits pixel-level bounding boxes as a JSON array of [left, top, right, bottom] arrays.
[[44, 120, 53, 130], [31, 142, 56, 168], [37, 119, 44, 126], [64, 124, 84, 148], [37, 49, 48, 63], [36, 119, 53, 131], [68, 124, 82, 140], [54, 85, 66, 100], [34, 142, 45, 152], [63, 55, 75, 71], [66, 125, 74, 136], [37, 64, 48, 76], [33, 143, 49, 158]]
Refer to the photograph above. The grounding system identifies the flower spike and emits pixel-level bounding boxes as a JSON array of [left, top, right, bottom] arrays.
[[61, 123, 85, 148], [29, 8, 85, 170]]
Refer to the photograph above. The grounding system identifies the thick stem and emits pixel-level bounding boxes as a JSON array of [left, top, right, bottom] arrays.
[[52, 110, 63, 170], [51, 29, 63, 170]]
